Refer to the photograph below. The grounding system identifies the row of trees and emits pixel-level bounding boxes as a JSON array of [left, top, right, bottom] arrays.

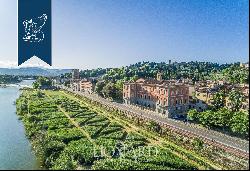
[[32, 77, 52, 89], [188, 88, 248, 137], [188, 108, 248, 137], [90, 61, 235, 100], [210, 65, 249, 84], [212, 89, 246, 112], [0, 75, 21, 84], [60, 61, 247, 101]]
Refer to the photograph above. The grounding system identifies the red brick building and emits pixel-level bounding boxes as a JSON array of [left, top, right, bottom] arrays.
[[123, 72, 189, 118]]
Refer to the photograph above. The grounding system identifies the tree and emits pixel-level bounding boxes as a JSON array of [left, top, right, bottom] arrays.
[[214, 107, 232, 128], [32, 77, 52, 89], [230, 111, 249, 137], [222, 65, 249, 84], [187, 109, 198, 121], [198, 110, 214, 128], [211, 91, 226, 110], [95, 81, 105, 96], [228, 90, 245, 112], [32, 81, 40, 89], [102, 82, 119, 100]]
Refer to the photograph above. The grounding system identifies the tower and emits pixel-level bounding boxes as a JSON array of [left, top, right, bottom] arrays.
[[72, 69, 80, 80], [157, 71, 163, 81], [169, 60, 172, 65]]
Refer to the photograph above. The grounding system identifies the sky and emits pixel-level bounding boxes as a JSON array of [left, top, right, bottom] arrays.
[[0, 0, 249, 69]]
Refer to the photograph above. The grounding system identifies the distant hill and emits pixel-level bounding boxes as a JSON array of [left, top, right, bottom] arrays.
[[0, 67, 71, 76]]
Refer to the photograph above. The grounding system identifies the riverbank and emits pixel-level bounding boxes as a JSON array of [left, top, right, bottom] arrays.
[[15, 89, 249, 170], [0, 83, 33, 88], [0, 85, 41, 170]]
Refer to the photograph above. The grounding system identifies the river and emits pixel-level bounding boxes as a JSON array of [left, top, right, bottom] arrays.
[[0, 80, 41, 170]]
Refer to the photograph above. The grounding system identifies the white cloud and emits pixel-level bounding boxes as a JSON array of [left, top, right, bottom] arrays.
[[0, 60, 17, 68], [0, 56, 53, 69]]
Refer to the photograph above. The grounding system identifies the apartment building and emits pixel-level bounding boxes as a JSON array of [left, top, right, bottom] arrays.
[[123, 72, 189, 118], [79, 79, 94, 93], [71, 79, 94, 93]]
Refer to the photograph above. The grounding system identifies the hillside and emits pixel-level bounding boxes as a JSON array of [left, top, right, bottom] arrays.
[[0, 67, 71, 76]]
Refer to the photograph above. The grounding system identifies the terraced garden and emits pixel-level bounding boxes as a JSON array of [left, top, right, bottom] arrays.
[[16, 89, 248, 170]]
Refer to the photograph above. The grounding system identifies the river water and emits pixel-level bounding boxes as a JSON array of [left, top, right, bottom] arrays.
[[0, 80, 41, 170]]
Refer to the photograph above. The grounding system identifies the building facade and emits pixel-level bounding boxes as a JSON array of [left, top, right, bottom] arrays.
[[71, 79, 94, 93], [123, 73, 189, 118], [79, 79, 94, 93], [72, 69, 80, 80], [71, 69, 81, 90]]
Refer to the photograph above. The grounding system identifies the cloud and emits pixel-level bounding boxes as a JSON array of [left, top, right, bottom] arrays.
[[0, 60, 17, 68], [0, 56, 53, 69]]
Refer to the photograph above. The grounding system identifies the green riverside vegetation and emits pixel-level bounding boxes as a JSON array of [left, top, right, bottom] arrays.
[[62, 61, 249, 101], [0, 75, 21, 84], [16, 89, 248, 170]]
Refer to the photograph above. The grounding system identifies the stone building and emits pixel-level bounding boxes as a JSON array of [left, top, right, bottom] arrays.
[[123, 72, 189, 118], [71, 69, 81, 91], [72, 69, 80, 80]]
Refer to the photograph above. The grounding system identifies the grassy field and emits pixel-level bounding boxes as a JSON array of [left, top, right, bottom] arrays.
[[16, 89, 248, 170]]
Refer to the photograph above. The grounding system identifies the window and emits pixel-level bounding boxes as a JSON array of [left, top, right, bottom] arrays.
[[172, 90, 176, 96], [171, 99, 175, 105]]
